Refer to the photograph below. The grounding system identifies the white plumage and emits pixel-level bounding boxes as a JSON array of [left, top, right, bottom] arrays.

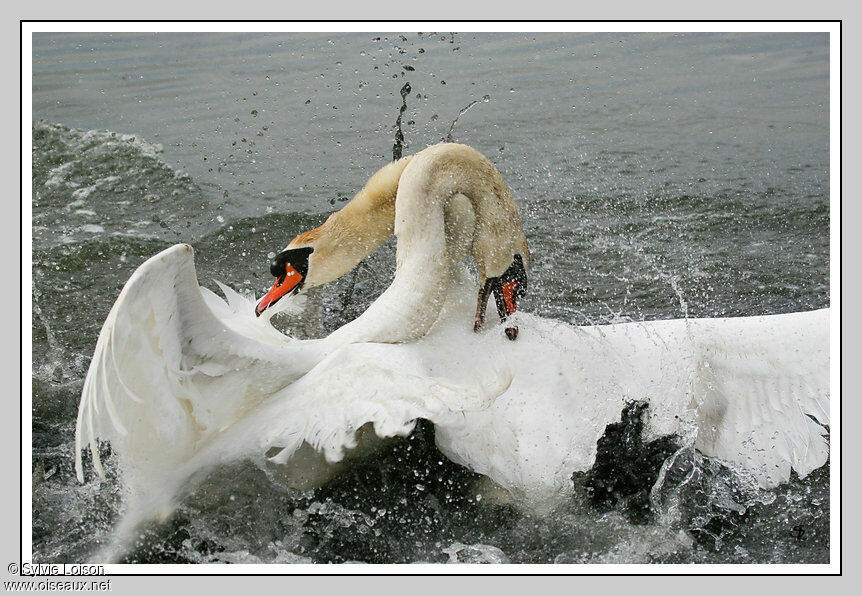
[[75, 243, 829, 511]]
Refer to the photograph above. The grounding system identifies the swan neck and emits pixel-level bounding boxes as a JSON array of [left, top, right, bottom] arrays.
[[303, 157, 412, 288]]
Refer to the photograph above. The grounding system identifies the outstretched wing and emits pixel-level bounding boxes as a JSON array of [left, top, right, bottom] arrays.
[[424, 309, 831, 505], [75, 244, 508, 505], [685, 309, 830, 487], [74, 244, 323, 484]]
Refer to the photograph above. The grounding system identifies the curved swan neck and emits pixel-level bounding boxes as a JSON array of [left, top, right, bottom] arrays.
[[301, 143, 530, 345], [328, 146, 485, 344], [295, 156, 413, 288]]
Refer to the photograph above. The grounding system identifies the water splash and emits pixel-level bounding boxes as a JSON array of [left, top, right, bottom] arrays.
[[444, 97, 488, 143]]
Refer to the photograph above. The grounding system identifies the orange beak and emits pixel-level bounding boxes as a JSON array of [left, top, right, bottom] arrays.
[[255, 265, 303, 316]]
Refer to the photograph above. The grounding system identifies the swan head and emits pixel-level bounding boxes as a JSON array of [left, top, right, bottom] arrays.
[[255, 210, 388, 317], [255, 246, 314, 317]]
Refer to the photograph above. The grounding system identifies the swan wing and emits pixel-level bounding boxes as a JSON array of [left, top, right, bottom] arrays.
[[569, 310, 831, 492], [427, 309, 830, 505], [75, 245, 507, 506], [111, 338, 510, 519], [74, 244, 322, 484], [684, 309, 830, 487], [183, 341, 509, 474]]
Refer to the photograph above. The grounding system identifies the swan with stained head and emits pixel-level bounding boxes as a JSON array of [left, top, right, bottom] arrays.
[[254, 143, 529, 341], [74, 142, 830, 533]]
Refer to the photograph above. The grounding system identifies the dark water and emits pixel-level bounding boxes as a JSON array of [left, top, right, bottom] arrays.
[[31, 32, 830, 564]]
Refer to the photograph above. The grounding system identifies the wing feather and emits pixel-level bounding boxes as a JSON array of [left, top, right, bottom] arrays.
[[75, 244, 506, 500], [686, 309, 830, 488], [74, 244, 325, 484]]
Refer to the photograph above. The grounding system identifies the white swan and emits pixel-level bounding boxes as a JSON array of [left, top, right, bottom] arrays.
[[74, 143, 830, 518]]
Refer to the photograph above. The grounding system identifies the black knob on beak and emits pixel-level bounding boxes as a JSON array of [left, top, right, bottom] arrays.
[[270, 250, 292, 277]]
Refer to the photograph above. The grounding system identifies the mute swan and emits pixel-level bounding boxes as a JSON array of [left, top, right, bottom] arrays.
[[255, 143, 529, 341], [74, 143, 830, 521]]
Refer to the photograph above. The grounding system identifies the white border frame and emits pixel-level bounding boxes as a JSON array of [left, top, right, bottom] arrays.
[[21, 20, 841, 576]]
